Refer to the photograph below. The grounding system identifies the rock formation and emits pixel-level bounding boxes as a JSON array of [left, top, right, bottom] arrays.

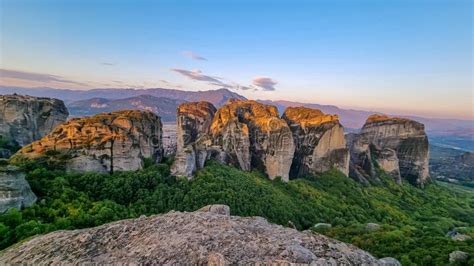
[[0, 205, 383, 264], [211, 100, 295, 181], [171, 102, 217, 177], [282, 107, 349, 177], [0, 94, 68, 146], [0, 165, 37, 213], [11, 110, 163, 173], [347, 114, 430, 186]]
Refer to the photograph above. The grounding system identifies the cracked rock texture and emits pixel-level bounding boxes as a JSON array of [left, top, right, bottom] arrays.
[[0, 94, 68, 146], [282, 107, 349, 178], [11, 110, 163, 173], [171, 101, 217, 177], [347, 114, 430, 186], [210, 100, 295, 181], [0, 205, 384, 265], [0, 165, 36, 213]]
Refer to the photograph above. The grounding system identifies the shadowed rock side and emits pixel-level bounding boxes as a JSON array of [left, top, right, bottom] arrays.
[[0, 205, 384, 265], [347, 114, 430, 186], [11, 110, 163, 173], [282, 107, 349, 178], [0, 165, 37, 213], [211, 100, 295, 181], [171, 102, 217, 177], [0, 94, 69, 146]]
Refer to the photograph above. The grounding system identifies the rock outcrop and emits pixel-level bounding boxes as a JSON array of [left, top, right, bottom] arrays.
[[282, 107, 349, 177], [171, 102, 217, 177], [0, 205, 383, 264], [0, 165, 37, 213], [11, 110, 163, 173], [0, 94, 68, 146], [348, 114, 430, 186], [211, 100, 295, 181]]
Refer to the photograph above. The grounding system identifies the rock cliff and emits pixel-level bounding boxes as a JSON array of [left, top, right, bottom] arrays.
[[0, 165, 37, 213], [171, 102, 217, 177], [11, 110, 163, 173], [0, 205, 384, 265], [348, 114, 430, 186], [0, 94, 68, 146], [211, 100, 295, 181], [282, 107, 349, 177]]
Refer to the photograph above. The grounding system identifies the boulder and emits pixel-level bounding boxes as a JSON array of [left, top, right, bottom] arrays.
[[197, 204, 230, 216], [0, 205, 384, 264], [314, 223, 332, 230], [282, 107, 349, 177], [449, 251, 469, 263], [171, 102, 217, 177], [11, 110, 163, 173], [348, 114, 430, 186], [366, 223, 381, 231], [0, 165, 37, 213], [379, 257, 401, 266], [211, 100, 295, 181], [0, 94, 68, 146]]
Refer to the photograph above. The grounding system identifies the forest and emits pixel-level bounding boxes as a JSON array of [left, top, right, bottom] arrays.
[[0, 158, 473, 265]]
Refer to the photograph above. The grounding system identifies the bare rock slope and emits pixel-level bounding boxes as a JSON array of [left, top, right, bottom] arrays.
[[210, 99, 295, 181], [11, 110, 163, 173], [283, 107, 349, 177], [0, 205, 385, 265], [0, 165, 36, 213], [0, 94, 68, 146], [348, 114, 430, 186], [171, 101, 217, 177]]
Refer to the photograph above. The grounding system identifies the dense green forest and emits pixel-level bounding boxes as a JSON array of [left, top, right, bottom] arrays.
[[1, 158, 473, 265]]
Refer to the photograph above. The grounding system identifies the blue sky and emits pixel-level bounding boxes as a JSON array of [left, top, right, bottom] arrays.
[[0, 0, 472, 119]]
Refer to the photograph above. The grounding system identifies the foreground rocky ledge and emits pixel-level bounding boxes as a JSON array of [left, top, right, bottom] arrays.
[[0, 205, 393, 265]]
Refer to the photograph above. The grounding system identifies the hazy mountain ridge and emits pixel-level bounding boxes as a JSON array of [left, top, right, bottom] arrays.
[[1, 86, 472, 149], [0, 86, 246, 106], [67, 95, 185, 122]]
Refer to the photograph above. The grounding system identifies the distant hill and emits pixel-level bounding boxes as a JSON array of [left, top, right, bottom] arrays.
[[68, 95, 185, 122], [0, 86, 246, 107], [1, 86, 472, 145]]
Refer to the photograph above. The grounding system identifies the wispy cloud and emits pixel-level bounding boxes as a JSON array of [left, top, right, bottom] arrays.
[[252, 76, 277, 91], [171, 68, 225, 85], [101, 62, 116, 66], [0, 69, 89, 87], [182, 51, 207, 61], [171, 68, 271, 92]]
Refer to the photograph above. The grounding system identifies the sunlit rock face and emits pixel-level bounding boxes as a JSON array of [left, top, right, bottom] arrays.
[[11, 110, 163, 173], [348, 114, 430, 186], [211, 100, 295, 181], [171, 102, 217, 177], [0, 94, 68, 146], [0, 165, 37, 213], [282, 107, 349, 178]]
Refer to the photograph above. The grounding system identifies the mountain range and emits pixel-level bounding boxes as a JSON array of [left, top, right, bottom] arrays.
[[1, 86, 472, 149]]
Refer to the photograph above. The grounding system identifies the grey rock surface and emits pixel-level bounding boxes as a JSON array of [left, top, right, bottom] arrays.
[[0, 205, 385, 265], [449, 251, 469, 263], [0, 165, 36, 213], [348, 114, 430, 186], [0, 94, 68, 146]]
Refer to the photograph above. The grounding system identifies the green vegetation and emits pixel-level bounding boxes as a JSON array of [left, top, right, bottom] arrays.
[[0, 136, 20, 154], [1, 159, 473, 265]]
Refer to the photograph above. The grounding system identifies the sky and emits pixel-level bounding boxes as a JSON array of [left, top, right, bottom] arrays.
[[0, 0, 472, 119]]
